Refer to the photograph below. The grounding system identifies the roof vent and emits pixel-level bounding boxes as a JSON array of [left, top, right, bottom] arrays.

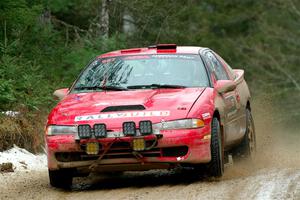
[[156, 44, 177, 50], [148, 44, 177, 53]]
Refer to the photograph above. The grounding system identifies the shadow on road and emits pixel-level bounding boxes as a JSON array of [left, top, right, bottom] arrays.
[[71, 168, 217, 191]]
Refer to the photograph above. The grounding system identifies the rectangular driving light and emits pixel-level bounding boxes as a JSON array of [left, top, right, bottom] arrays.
[[78, 124, 92, 139], [86, 142, 99, 155], [123, 122, 136, 136], [94, 124, 107, 138], [139, 120, 153, 135], [132, 138, 146, 151]]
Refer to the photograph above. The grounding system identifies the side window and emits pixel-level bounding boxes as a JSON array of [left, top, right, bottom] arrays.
[[214, 52, 236, 80], [204, 51, 229, 80]]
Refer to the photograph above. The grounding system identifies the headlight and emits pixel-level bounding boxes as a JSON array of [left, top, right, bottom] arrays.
[[153, 119, 204, 130], [46, 125, 77, 135]]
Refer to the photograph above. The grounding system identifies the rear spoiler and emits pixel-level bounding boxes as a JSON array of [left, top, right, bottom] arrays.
[[233, 69, 244, 84]]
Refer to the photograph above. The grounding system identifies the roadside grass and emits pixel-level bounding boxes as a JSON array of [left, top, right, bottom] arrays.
[[0, 112, 46, 153]]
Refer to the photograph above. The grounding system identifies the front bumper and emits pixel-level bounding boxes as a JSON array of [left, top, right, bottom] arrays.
[[46, 127, 211, 171]]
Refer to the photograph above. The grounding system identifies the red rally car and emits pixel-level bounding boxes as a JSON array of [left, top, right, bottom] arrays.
[[46, 44, 256, 188]]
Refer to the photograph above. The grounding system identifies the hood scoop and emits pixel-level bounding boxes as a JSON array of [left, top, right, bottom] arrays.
[[101, 105, 145, 112]]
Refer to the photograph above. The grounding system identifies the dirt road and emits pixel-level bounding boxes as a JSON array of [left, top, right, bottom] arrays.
[[0, 128, 299, 200], [0, 104, 299, 200], [0, 165, 299, 200]]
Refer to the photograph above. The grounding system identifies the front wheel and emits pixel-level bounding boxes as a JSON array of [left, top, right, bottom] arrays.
[[49, 169, 73, 189], [208, 117, 224, 177]]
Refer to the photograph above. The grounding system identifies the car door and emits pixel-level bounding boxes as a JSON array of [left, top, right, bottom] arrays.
[[203, 51, 242, 146]]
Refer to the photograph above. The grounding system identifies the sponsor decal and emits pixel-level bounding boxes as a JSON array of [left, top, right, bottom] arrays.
[[202, 112, 211, 120], [102, 58, 116, 63], [151, 54, 196, 59], [75, 110, 170, 122], [224, 95, 238, 117], [123, 55, 150, 60]]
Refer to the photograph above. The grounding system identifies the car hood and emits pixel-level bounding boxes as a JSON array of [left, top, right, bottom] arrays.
[[48, 88, 206, 128]]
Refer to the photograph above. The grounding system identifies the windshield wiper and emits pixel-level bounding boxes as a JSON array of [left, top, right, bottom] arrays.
[[74, 85, 127, 91], [127, 84, 186, 89]]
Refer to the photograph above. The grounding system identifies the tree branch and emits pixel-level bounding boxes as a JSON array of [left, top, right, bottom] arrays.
[[255, 48, 300, 91], [289, 0, 300, 18], [51, 16, 89, 34]]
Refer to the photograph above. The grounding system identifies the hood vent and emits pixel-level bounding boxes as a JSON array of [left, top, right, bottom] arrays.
[[101, 105, 145, 112]]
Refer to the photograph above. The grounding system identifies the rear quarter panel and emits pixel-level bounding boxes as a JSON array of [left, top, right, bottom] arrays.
[[227, 69, 251, 145]]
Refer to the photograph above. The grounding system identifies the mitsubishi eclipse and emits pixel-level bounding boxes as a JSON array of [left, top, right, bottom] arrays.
[[46, 44, 256, 188]]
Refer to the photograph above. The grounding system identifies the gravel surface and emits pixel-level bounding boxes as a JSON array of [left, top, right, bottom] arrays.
[[0, 166, 299, 200]]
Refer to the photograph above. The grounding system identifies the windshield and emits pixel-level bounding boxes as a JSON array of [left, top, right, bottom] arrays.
[[72, 54, 209, 92]]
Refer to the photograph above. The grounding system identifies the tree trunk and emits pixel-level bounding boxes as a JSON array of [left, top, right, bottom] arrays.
[[100, 0, 109, 38], [40, 8, 51, 25]]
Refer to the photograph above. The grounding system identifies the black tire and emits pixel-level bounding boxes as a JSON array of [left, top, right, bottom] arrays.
[[49, 169, 73, 189], [239, 109, 256, 157], [208, 117, 224, 177]]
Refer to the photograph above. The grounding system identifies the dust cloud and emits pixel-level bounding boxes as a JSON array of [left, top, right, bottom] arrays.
[[224, 95, 300, 180]]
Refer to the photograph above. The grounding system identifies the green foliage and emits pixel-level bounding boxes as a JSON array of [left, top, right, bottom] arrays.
[[0, 80, 15, 109], [0, 54, 51, 110], [0, 0, 42, 41]]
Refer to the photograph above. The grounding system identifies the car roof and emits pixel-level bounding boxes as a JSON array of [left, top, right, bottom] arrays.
[[98, 45, 207, 58]]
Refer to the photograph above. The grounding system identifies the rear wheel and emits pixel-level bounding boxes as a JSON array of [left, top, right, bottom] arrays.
[[208, 117, 224, 177], [49, 169, 73, 189], [235, 109, 256, 158]]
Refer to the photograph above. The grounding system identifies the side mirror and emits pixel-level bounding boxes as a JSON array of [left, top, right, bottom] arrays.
[[53, 88, 69, 100], [215, 80, 236, 94]]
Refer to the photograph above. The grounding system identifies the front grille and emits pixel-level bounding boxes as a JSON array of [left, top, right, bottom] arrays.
[[55, 142, 188, 162], [110, 141, 131, 149]]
